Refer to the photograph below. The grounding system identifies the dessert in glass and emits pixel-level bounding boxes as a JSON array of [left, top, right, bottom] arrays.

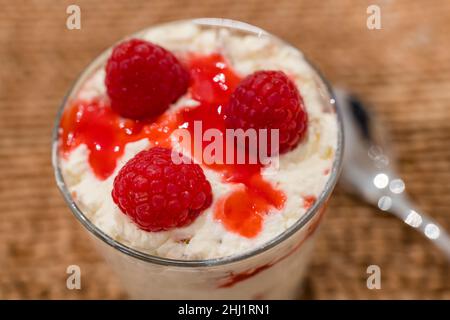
[[52, 18, 343, 299]]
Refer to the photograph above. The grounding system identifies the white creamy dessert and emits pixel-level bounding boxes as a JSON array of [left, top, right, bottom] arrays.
[[59, 21, 338, 261]]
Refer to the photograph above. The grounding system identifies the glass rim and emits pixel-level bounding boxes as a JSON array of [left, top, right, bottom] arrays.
[[51, 18, 344, 268]]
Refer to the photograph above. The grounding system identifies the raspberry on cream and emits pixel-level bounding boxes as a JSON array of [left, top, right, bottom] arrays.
[[225, 70, 308, 154], [105, 39, 190, 119], [112, 147, 213, 231]]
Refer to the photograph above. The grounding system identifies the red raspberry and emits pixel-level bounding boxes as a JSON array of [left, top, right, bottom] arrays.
[[224, 70, 308, 154], [105, 39, 190, 120], [111, 147, 212, 231]]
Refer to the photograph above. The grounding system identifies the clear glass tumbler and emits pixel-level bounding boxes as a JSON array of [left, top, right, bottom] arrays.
[[52, 18, 344, 300]]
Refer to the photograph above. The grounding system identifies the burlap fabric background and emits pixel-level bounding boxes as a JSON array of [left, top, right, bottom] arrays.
[[0, 0, 449, 299]]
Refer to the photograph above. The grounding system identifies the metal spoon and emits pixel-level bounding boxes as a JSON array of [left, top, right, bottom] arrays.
[[334, 88, 450, 261]]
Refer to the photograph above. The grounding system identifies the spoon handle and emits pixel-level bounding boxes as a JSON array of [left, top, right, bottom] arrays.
[[389, 197, 450, 261]]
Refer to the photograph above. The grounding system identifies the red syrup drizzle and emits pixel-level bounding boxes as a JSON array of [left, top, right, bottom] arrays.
[[59, 53, 285, 238], [303, 195, 317, 210], [180, 53, 285, 238], [218, 203, 329, 289], [59, 99, 178, 179]]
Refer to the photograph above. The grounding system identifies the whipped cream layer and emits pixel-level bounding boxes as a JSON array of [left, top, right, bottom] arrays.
[[60, 22, 338, 260]]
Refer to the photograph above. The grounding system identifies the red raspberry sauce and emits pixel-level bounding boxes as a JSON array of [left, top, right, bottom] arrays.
[[303, 195, 317, 210], [59, 99, 178, 179], [59, 53, 285, 238]]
